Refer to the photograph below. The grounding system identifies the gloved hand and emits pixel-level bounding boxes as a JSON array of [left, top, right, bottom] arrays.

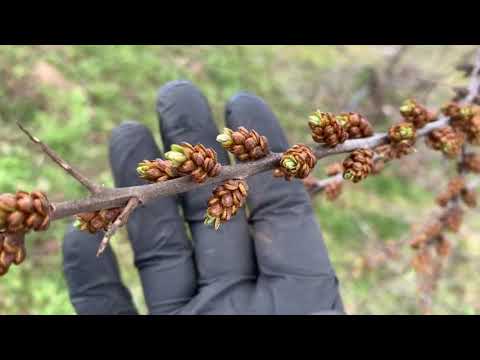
[[62, 80, 345, 315]]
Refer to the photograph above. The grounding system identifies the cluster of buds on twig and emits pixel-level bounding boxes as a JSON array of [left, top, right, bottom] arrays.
[[204, 179, 249, 230], [0, 191, 51, 234], [0, 191, 51, 277], [308, 111, 373, 147], [74, 208, 123, 233], [426, 126, 465, 158], [0, 233, 26, 276], [342, 149, 375, 183], [399, 99, 437, 129], [424, 103, 480, 158], [136, 159, 178, 183], [273, 144, 317, 181], [165, 143, 222, 184], [216, 127, 270, 161]]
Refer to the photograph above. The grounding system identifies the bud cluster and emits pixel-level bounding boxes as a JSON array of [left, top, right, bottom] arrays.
[[216, 127, 270, 161], [74, 207, 123, 234], [274, 144, 317, 181], [0, 233, 26, 277], [164, 143, 222, 184], [0, 191, 51, 234], [137, 159, 178, 183], [308, 111, 373, 148], [425, 126, 465, 158], [400, 99, 436, 129], [204, 179, 248, 230], [342, 149, 375, 183]]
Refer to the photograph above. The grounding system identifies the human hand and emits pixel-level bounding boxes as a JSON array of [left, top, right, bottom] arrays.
[[62, 80, 344, 315]]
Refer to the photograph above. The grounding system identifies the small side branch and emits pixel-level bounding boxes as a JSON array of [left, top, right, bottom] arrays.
[[96, 197, 140, 257], [306, 173, 343, 196], [17, 122, 103, 194]]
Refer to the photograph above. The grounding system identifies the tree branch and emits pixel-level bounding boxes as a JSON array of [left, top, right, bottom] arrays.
[[17, 122, 103, 194], [45, 115, 454, 222]]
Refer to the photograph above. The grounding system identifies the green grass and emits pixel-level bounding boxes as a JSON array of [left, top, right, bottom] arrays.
[[0, 45, 479, 314]]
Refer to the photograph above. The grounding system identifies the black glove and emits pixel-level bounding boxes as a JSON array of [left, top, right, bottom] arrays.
[[62, 80, 345, 315]]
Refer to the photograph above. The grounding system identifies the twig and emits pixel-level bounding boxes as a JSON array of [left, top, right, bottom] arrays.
[[385, 45, 410, 83], [96, 197, 140, 257], [463, 49, 480, 104], [17, 122, 103, 194], [307, 174, 343, 196]]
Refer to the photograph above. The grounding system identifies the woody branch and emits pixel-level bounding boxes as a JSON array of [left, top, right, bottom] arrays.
[[20, 114, 450, 222]]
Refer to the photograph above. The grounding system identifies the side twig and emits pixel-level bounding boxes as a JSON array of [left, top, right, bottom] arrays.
[[96, 197, 140, 256], [17, 122, 103, 194]]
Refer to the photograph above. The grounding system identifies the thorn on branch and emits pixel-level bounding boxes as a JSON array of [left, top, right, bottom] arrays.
[[96, 197, 140, 257], [17, 122, 103, 194]]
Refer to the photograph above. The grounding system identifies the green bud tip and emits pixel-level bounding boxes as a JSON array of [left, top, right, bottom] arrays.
[[165, 151, 187, 166], [170, 144, 185, 154], [216, 133, 233, 146], [282, 157, 298, 171], [309, 112, 329, 127], [308, 115, 321, 126], [400, 100, 415, 113], [399, 126, 413, 139], [204, 214, 214, 225], [136, 165, 148, 175], [343, 171, 354, 181], [461, 107, 473, 118], [73, 219, 83, 229]]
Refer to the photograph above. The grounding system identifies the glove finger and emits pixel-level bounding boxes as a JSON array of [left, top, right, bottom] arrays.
[[62, 224, 138, 315], [157, 80, 256, 286], [109, 121, 196, 314], [225, 92, 338, 280]]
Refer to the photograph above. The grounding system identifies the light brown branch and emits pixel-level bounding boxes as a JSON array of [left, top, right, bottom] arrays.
[[17, 122, 103, 194], [96, 197, 140, 257], [306, 173, 343, 196], [46, 115, 453, 222]]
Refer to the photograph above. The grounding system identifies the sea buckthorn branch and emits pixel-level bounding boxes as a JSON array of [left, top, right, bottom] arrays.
[[13, 110, 453, 225], [1, 50, 478, 276]]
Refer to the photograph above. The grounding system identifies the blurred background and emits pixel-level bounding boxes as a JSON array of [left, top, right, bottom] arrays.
[[0, 45, 479, 315]]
